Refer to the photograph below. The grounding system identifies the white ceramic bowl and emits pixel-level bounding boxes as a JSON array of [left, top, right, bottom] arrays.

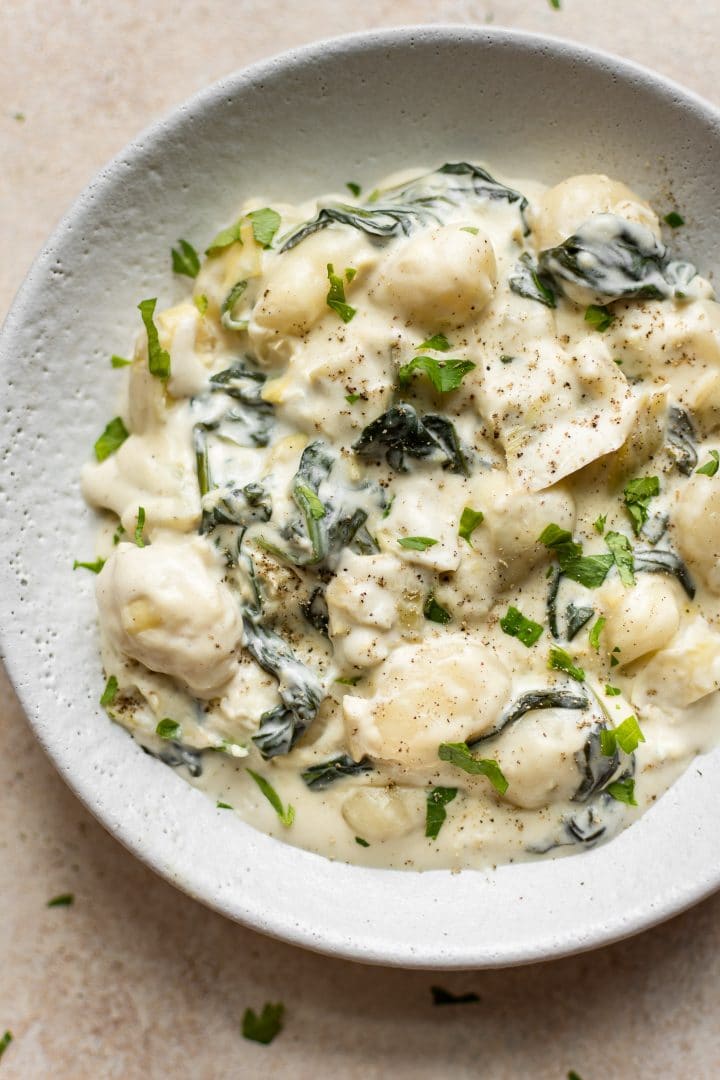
[[3, 25, 720, 969]]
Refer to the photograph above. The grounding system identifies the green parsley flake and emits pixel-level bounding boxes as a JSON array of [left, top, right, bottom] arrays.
[[601, 715, 645, 756], [458, 507, 484, 545], [94, 416, 129, 462], [438, 742, 509, 794], [585, 304, 615, 331], [335, 675, 360, 686], [194, 293, 209, 316], [567, 1072, 584, 1080], [346, 181, 362, 197], [113, 523, 126, 545], [548, 0, 561, 8], [206, 218, 243, 255], [0, 1031, 12, 1060], [500, 606, 543, 647], [460, 226, 480, 236], [417, 332, 451, 352], [100, 675, 118, 708], [398, 536, 438, 551], [110, 354, 132, 368], [594, 514, 607, 535], [431, 986, 481, 1005], [548, 647, 585, 682], [134, 506, 147, 547], [425, 787, 457, 839], [355, 836, 370, 847], [500, 354, 515, 364], [138, 298, 171, 379], [156, 718, 181, 740], [589, 616, 606, 652], [538, 523, 613, 588], [217, 801, 233, 810], [326, 263, 356, 323], [246, 768, 295, 827], [242, 1002, 284, 1045], [47, 893, 74, 907], [605, 684, 621, 696], [697, 450, 720, 477], [397, 355, 476, 392], [171, 238, 200, 278], [345, 393, 361, 404], [247, 208, 281, 249], [623, 476, 659, 535], [664, 211, 685, 228], [605, 531, 635, 586], [72, 558, 105, 574], [220, 279, 249, 331], [424, 595, 452, 625], [606, 777, 637, 806]]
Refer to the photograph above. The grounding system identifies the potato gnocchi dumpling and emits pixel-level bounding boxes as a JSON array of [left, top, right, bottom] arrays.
[[80, 160, 720, 872]]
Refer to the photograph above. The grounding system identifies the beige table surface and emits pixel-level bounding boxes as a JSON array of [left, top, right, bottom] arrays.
[[2, 2, 720, 1076]]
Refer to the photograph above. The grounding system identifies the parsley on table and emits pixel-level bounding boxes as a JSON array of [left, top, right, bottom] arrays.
[[242, 1002, 284, 1045], [430, 985, 480, 1005], [0, 1031, 12, 1060], [72, 558, 105, 574], [664, 211, 685, 228], [100, 675, 118, 708], [47, 893, 74, 907], [111, 354, 131, 368]]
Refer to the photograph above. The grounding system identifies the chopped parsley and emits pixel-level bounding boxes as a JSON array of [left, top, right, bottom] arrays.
[[94, 416, 129, 462], [500, 606, 543, 647], [247, 207, 281, 248], [326, 263, 356, 323], [156, 718, 181, 740], [345, 393, 361, 404], [500, 354, 514, 364], [346, 181, 362, 197], [110, 353, 132, 368], [355, 836, 370, 847], [697, 450, 719, 477], [664, 211, 685, 228], [594, 514, 607, 535], [242, 1002, 284, 1045], [335, 676, 360, 686], [538, 523, 613, 588], [458, 507, 484, 545], [246, 768, 295, 827], [206, 218, 243, 255], [430, 986, 480, 1005], [605, 684, 621, 696], [220, 279, 249, 331], [72, 558, 105, 574], [548, 647, 585, 682], [113, 523, 126, 545], [398, 536, 438, 551], [589, 616, 606, 652], [606, 777, 637, 806], [438, 743, 509, 795], [623, 476, 659, 535], [0, 1031, 11, 1060], [584, 304, 615, 332], [47, 893, 74, 907], [134, 506, 147, 547], [171, 238, 200, 278], [138, 298, 171, 379], [600, 715, 645, 756], [548, 0, 561, 8], [100, 675, 118, 707], [424, 595, 452, 625], [417, 332, 450, 352], [605, 531, 635, 586], [425, 787, 458, 839], [397, 355, 476, 392], [217, 801, 233, 809]]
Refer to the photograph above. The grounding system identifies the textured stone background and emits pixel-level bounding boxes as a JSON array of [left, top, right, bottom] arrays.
[[2, 2, 720, 1076]]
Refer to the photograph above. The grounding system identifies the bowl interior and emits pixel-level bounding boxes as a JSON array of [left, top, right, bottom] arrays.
[[2, 25, 720, 968]]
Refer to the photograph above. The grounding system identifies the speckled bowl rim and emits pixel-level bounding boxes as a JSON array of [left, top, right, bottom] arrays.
[[3, 25, 720, 969]]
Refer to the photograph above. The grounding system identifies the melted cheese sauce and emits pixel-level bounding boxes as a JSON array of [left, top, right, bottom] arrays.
[[81, 165, 720, 870]]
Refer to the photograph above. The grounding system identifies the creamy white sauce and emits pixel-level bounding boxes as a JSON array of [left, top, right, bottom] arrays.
[[80, 165, 720, 871]]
